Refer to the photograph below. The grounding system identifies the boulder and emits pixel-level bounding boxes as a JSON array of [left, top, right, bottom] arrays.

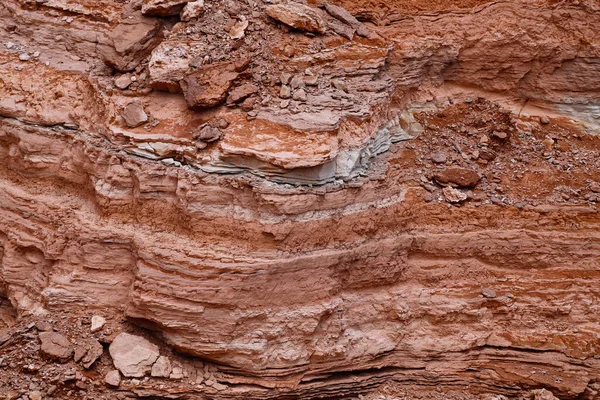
[[39, 332, 73, 362], [266, 3, 327, 34], [181, 63, 239, 108], [435, 167, 480, 188], [109, 333, 160, 377], [142, 0, 189, 16]]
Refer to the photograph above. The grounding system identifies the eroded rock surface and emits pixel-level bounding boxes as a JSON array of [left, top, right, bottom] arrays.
[[1, 0, 600, 399]]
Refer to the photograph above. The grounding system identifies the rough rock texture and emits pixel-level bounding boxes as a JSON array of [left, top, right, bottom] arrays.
[[1, 0, 600, 398], [39, 332, 73, 362], [109, 333, 160, 377]]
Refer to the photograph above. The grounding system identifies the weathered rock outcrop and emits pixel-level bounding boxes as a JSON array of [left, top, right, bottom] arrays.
[[1, 0, 600, 398]]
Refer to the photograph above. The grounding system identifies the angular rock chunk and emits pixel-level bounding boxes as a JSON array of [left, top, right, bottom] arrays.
[[142, 0, 189, 16], [180, 0, 204, 21], [229, 18, 249, 40], [442, 186, 467, 203], [181, 62, 239, 108], [90, 315, 106, 333], [266, 3, 327, 34], [39, 332, 73, 362], [151, 355, 172, 378], [195, 125, 222, 142], [227, 83, 259, 104], [435, 167, 480, 188], [109, 333, 160, 377], [105, 370, 121, 387], [123, 102, 149, 128], [324, 3, 370, 37], [81, 340, 104, 369], [532, 389, 559, 400], [99, 12, 163, 72], [328, 19, 354, 40]]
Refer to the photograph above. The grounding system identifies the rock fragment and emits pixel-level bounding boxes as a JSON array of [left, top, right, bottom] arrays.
[[293, 88, 307, 102], [266, 3, 327, 34], [229, 18, 249, 40], [492, 130, 508, 140], [304, 75, 318, 86], [105, 370, 121, 387], [290, 75, 305, 89], [227, 83, 259, 104], [90, 315, 106, 333], [35, 321, 53, 332], [29, 391, 42, 400], [182, 63, 239, 108], [109, 333, 160, 377], [195, 125, 223, 142], [39, 332, 73, 362], [169, 365, 184, 380], [430, 152, 447, 164], [482, 287, 497, 298], [328, 19, 354, 40], [81, 340, 104, 369], [279, 85, 292, 99], [122, 102, 149, 128], [142, 0, 189, 16], [324, 3, 370, 37], [151, 355, 172, 378], [590, 182, 600, 193], [532, 389, 559, 400], [180, 0, 204, 21], [442, 186, 467, 203], [114, 75, 132, 90], [435, 167, 480, 188]]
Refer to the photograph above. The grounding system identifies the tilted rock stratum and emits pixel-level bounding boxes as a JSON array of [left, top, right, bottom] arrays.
[[1, 0, 600, 398]]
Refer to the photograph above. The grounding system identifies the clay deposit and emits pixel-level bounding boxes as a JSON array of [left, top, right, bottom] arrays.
[[1, 0, 600, 398]]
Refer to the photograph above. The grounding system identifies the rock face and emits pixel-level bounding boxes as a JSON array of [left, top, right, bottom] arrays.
[[2, 0, 600, 399], [109, 333, 160, 377]]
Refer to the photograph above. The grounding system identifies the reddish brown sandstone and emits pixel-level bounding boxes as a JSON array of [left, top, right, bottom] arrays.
[[1, 0, 600, 398]]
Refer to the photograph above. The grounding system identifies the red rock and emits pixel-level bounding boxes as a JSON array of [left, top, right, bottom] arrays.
[[142, 0, 189, 16], [435, 167, 481, 188], [266, 3, 327, 34], [181, 63, 239, 108], [39, 332, 73, 362], [227, 83, 259, 104]]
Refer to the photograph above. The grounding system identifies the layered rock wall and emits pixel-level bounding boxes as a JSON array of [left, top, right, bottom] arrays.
[[1, 0, 600, 398]]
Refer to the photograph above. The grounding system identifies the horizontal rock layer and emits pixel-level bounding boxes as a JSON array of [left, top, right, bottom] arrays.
[[1, 0, 600, 398]]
